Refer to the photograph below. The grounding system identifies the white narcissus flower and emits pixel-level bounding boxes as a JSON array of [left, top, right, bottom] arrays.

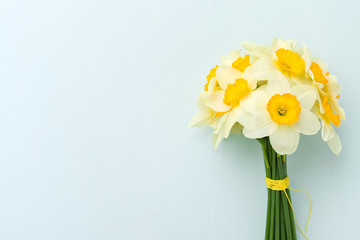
[[317, 96, 343, 155], [243, 84, 321, 155], [242, 38, 312, 94], [206, 54, 259, 148], [188, 92, 215, 128], [306, 57, 345, 154], [308, 57, 345, 118], [189, 67, 219, 129], [190, 52, 260, 149], [315, 92, 345, 155]]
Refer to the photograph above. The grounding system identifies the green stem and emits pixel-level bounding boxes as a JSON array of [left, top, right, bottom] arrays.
[[269, 140, 276, 240], [261, 138, 297, 240], [261, 139, 272, 240], [277, 154, 294, 240], [283, 156, 297, 239], [280, 198, 286, 240], [275, 168, 280, 240]]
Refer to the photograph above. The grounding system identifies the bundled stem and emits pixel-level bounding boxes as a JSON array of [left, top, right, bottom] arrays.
[[259, 137, 297, 240]]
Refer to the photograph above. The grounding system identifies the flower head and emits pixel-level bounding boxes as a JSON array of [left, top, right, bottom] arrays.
[[190, 38, 345, 154], [243, 84, 320, 155]]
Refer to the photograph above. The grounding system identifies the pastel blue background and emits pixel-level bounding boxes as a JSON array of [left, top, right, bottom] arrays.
[[0, 0, 359, 239]]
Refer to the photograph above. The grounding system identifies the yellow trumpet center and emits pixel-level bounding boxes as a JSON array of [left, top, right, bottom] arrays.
[[310, 62, 328, 84], [223, 78, 250, 106], [204, 65, 219, 92], [275, 48, 305, 75], [232, 55, 251, 73], [267, 93, 301, 125], [322, 96, 340, 127]]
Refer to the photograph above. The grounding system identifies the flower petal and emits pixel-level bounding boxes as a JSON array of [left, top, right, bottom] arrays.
[[241, 41, 271, 58], [327, 129, 342, 155], [246, 57, 291, 94], [221, 50, 242, 67], [291, 84, 316, 109], [213, 111, 229, 134], [331, 97, 346, 120], [206, 91, 232, 112], [240, 89, 269, 115], [292, 108, 320, 135], [301, 43, 312, 71], [189, 93, 213, 128], [247, 57, 276, 80], [270, 125, 300, 155], [269, 38, 295, 58], [212, 132, 224, 149], [230, 122, 243, 135], [207, 77, 218, 94], [220, 109, 238, 139], [242, 70, 258, 90], [265, 70, 291, 95], [326, 81, 342, 97], [243, 110, 278, 139], [189, 112, 210, 128], [321, 119, 334, 141], [234, 106, 252, 126], [216, 65, 242, 90]]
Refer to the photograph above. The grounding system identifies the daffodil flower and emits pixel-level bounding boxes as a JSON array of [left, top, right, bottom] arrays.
[[189, 65, 221, 129], [190, 51, 260, 148], [315, 92, 345, 155], [317, 96, 343, 154], [207, 61, 266, 148], [243, 84, 320, 155], [305, 58, 345, 154], [242, 38, 312, 94]]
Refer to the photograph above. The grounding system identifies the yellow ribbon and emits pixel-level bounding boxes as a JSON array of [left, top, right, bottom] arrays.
[[265, 176, 312, 240]]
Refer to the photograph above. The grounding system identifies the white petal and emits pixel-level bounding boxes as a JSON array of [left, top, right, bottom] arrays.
[[327, 74, 338, 84], [321, 119, 334, 141], [221, 50, 242, 66], [265, 70, 291, 94], [230, 122, 243, 135], [270, 125, 300, 155], [189, 94, 213, 127], [212, 132, 224, 149], [301, 44, 312, 71], [243, 110, 278, 139], [292, 109, 320, 135], [247, 57, 276, 80], [326, 81, 342, 96], [307, 69, 314, 80], [189, 112, 210, 128], [241, 41, 271, 58], [331, 98, 346, 120], [291, 84, 316, 109], [319, 61, 328, 73], [247, 57, 291, 94], [220, 109, 238, 139], [240, 90, 268, 114], [206, 91, 231, 112], [270, 38, 293, 52], [207, 77, 217, 94], [327, 130, 342, 155], [242, 70, 257, 90], [216, 65, 242, 90], [269, 38, 296, 58], [241, 41, 258, 52], [213, 111, 229, 134], [234, 106, 252, 126]]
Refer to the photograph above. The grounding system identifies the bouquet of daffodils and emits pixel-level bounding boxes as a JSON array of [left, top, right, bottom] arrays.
[[190, 38, 345, 240]]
